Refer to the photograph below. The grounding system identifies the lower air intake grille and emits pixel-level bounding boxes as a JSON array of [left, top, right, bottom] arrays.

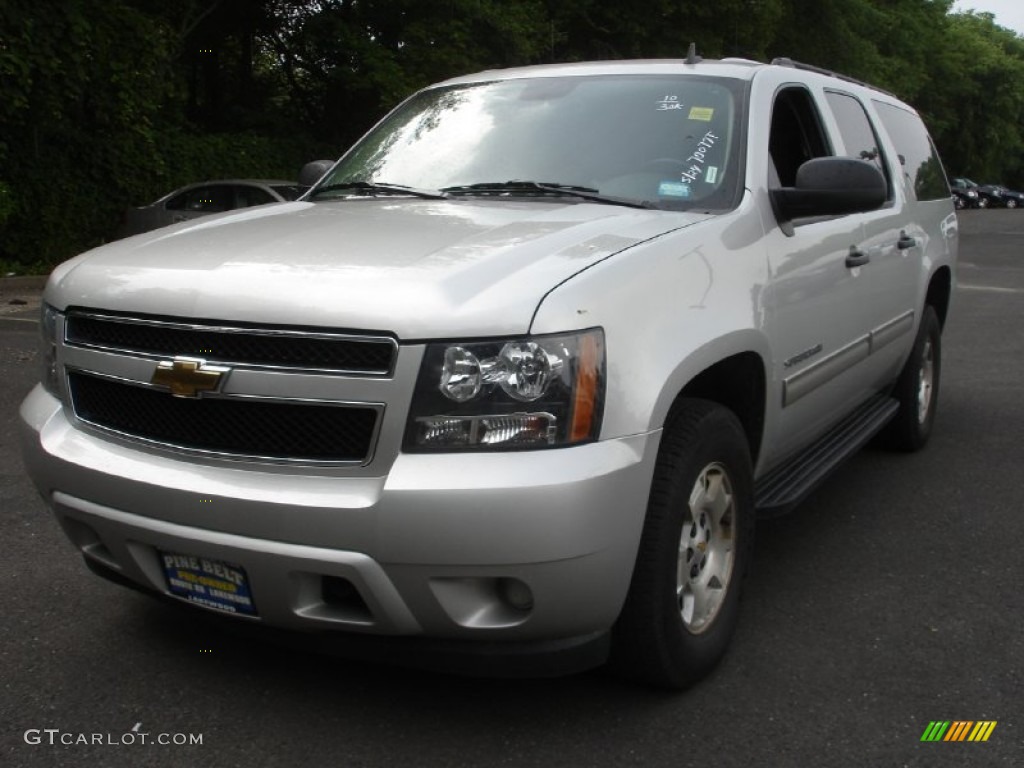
[[68, 371, 379, 463]]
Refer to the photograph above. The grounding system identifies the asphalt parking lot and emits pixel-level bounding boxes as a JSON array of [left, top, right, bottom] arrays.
[[0, 209, 1021, 767]]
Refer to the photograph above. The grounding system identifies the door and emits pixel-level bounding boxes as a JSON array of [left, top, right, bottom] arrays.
[[824, 90, 917, 389], [761, 85, 880, 459]]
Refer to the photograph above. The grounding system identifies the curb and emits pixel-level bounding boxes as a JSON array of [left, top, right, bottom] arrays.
[[0, 315, 39, 331], [0, 275, 48, 291], [0, 275, 46, 329]]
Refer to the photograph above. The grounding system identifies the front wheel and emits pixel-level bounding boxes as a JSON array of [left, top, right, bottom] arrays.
[[610, 399, 754, 689], [1006, 198, 1018, 209]]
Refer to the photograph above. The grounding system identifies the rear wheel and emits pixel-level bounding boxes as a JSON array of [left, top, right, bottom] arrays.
[[878, 305, 941, 452], [610, 399, 754, 689]]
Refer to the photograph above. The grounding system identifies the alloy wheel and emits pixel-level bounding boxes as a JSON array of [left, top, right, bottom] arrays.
[[677, 462, 736, 633], [917, 336, 935, 424]]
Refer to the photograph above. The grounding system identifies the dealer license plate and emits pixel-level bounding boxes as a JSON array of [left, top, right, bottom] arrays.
[[159, 551, 257, 616]]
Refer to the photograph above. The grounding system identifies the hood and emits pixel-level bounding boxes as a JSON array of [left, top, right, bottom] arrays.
[[49, 200, 708, 338]]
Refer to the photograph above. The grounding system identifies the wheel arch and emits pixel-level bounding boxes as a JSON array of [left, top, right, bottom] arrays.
[[661, 349, 768, 467], [926, 266, 953, 330]]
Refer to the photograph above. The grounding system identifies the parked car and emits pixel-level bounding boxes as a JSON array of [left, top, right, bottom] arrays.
[[950, 185, 974, 208], [950, 185, 979, 209], [22, 56, 957, 689], [118, 179, 302, 237], [977, 184, 1024, 208], [951, 177, 986, 208]]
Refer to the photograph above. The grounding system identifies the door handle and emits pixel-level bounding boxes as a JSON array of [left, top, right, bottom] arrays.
[[897, 231, 917, 250], [845, 246, 870, 268]]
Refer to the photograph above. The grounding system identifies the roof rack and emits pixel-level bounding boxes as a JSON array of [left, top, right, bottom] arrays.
[[770, 57, 897, 98]]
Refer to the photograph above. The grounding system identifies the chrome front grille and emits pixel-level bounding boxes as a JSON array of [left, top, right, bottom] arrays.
[[65, 311, 397, 375], [62, 311, 395, 465]]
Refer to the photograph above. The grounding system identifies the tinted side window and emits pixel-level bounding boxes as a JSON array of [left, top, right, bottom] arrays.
[[824, 90, 890, 196], [164, 185, 231, 211], [271, 185, 301, 201], [180, 185, 232, 212], [768, 87, 832, 187], [872, 100, 950, 201], [235, 185, 276, 207], [165, 192, 188, 211]]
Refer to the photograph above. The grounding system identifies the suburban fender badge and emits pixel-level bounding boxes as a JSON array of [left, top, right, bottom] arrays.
[[151, 357, 230, 398]]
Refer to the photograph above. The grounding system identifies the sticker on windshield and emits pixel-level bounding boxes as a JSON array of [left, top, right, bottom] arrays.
[[658, 181, 692, 198], [679, 131, 721, 185], [705, 166, 719, 184], [689, 106, 715, 121], [656, 95, 685, 111]]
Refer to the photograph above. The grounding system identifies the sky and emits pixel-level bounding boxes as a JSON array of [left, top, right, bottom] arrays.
[[954, 0, 1024, 37]]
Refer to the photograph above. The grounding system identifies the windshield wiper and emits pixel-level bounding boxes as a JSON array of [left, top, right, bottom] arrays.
[[309, 181, 447, 200], [441, 181, 652, 209]]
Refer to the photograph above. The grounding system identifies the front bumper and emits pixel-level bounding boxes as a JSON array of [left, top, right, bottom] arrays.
[[20, 385, 658, 672]]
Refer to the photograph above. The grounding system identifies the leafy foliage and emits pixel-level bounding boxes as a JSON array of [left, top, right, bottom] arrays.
[[2, 0, 1024, 270]]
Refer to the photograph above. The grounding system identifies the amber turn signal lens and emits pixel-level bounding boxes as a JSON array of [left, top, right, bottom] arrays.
[[570, 332, 601, 442]]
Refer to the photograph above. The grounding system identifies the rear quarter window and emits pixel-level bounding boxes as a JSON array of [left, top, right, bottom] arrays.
[[872, 100, 950, 202]]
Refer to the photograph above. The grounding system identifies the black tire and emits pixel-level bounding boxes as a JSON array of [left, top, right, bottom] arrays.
[[610, 399, 754, 689], [1006, 198, 1018, 209], [878, 305, 941, 452]]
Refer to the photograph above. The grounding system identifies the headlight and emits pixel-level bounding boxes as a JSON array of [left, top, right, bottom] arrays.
[[39, 304, 62, 399], [404, 329, 605, 451]]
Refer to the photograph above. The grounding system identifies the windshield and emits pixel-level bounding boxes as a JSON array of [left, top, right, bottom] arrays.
[[314, 74, 745, 211]]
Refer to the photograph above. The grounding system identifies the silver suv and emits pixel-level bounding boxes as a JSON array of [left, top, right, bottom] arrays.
[[20, 57, 957, 688]]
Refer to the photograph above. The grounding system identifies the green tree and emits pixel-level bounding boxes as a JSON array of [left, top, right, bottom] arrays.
[[0, 0, 173, 266], [917, 11, 1024, 184], [5, 0, 1024, 271], [259, 0, 551, 148], [546, 0, 785, 61], [0, 0, 318, 269]]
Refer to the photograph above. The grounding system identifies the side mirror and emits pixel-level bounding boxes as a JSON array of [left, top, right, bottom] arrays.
[[770, 157, 887, 226], [299, 159, 335, 189]]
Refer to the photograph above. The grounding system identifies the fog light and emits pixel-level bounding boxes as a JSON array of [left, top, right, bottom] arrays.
[[498, 578, 534, 612]]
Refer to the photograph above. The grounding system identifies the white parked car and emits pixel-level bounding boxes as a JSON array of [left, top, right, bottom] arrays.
[[117, 179, 301, 237]]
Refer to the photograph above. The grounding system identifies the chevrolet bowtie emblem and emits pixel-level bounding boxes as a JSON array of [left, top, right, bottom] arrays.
[[151, 358, 229, 398]]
